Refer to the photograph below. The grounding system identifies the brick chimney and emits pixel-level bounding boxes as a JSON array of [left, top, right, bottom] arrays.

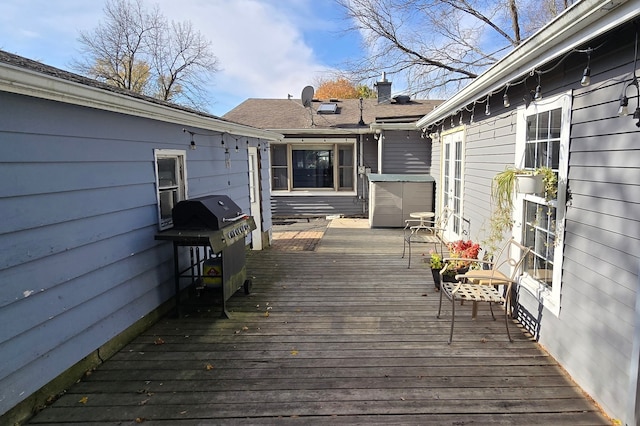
[[374, 72, 392, 104]]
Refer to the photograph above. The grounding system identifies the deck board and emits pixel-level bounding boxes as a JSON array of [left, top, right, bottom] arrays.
[[27, 219, 611, 425]]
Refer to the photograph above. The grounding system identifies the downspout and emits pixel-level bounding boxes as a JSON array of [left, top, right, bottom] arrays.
[[377, 130, 383, 174], [628, 259, 640, 425], [359, 134, 366, 215]]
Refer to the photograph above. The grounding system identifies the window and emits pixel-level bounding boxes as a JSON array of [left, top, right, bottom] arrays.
[[270, 141, 355, 192], [522, 108, 561, 285], [514, 93, 571, 316], [154, 149, 187, 230]]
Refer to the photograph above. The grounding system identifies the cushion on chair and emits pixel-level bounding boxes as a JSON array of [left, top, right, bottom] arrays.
[[462, 269, 511, 285]]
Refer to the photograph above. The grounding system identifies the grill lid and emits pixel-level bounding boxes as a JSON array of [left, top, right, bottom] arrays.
[[172, 195, 245, 230]]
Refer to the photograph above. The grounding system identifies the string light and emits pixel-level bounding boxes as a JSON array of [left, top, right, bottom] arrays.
[[619, 24, 640, 126], [619, 93, 630, 116], [503, 84, 510, 108], [534, 72, 543, 101], [581, 49, 592, 86], [183, 129, 196, 150]]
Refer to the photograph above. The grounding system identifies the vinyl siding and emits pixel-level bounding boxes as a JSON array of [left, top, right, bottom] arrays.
[[381, 130, 431, 174], [0, 91, 268, 415], [446, 29, 640, 421], [271, 194, 365, 217]]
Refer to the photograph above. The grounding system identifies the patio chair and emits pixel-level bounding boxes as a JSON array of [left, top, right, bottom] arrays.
[[436, 237, 531, 344], [402, 206, 451, 268]]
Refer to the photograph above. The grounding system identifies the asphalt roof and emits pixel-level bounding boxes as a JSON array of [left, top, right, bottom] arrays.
[[223, 97, 443, 131]]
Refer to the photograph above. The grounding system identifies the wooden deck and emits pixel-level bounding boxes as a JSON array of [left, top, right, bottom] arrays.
[[28, 219, 611, 425]]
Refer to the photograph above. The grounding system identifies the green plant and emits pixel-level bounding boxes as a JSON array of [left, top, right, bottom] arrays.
[[482, 166, 558, 257], [535, 166, 557, 201], [428, 250, 443, 269]]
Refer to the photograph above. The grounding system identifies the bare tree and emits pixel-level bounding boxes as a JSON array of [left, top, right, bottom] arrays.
[[336, 0, 574, 98], [147, 20, 219, 109], [73, 0, 218, 110]]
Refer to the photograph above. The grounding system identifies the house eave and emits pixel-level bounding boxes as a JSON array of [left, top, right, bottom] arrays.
[[0, 61, 283, 141], [416, 0, 638, 129], [271, 121, 419, 136]]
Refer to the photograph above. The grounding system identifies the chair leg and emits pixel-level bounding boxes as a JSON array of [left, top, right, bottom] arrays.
[[448, 295, 456, 344], [402, 234, 407, 258], [489, 302, 496, 320], [407, 239, 412, 268], [504, 309, 513, 342], [504, 293, 513, 342], [437, 285, 444, 318]]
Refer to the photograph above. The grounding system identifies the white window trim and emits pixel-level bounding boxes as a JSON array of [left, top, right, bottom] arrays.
[[512, 91, 572, 317], [154, 149, 188, 230], [270, 139, 357, 195]]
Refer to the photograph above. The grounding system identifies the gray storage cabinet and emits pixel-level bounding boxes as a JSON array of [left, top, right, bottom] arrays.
[[368, 174, 435, 227]]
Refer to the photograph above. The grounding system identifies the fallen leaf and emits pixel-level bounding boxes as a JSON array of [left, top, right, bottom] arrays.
[[242, 326, 249, 331], [205, 363, 214, 370], [135, 417, 145, 423], [154, 337, 165, 345], [480, 338, 488, 343], [290, 350, 299, 356], [138, 398, 149, 406], [264, 311, 270, 317], [78, 396, 88, 404]]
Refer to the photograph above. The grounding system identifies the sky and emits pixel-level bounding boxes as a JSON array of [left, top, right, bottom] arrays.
[[0, 0, 368, 116]]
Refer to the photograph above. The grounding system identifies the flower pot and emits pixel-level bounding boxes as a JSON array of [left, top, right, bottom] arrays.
[[515, 174, 543, 194], [431, 266, 467, 290], [431, 268, 441, 290]]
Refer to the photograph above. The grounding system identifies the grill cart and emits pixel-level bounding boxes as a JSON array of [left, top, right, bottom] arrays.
[[155, 195, 256, 318]]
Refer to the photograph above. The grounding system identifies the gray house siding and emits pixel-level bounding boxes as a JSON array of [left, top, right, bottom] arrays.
[[538, 39, 639, 419], [0, 91, 269, 415], [435, 22, 640, 422], [381, 130, 431, 174], [271, 195, 365, 217], [462, 111, 518, 243]]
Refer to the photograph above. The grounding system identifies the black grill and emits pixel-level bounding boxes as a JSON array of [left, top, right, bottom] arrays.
[[155, 195, 257, 318], [172, 195, 244, 230]]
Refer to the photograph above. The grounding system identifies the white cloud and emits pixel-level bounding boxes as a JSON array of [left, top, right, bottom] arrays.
[[154, 0, 335, 114], [0, 0, 351, 115]]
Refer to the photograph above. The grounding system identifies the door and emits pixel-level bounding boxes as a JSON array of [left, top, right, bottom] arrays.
[[248, 147, 263, 250], [441, 130, 464, 242]]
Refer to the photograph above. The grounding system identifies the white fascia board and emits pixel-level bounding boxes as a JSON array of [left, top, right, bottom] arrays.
[[271, 128, 370, 135], [0, 63, 283, 141], [369, 122, 418, 131], [416, 0, 637, 129]]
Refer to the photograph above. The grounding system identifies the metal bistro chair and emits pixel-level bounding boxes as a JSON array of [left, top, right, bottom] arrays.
[[402, 206, 451, 268], [436, 237, 531, 344]]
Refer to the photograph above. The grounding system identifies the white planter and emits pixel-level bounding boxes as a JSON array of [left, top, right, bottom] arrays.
[[515, 174, 543, 194]]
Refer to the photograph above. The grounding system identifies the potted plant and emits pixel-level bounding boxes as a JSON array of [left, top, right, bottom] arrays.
[[483, 166, 557, 256], [427, 240, 481, 290]]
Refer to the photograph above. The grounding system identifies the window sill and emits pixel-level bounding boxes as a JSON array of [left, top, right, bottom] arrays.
[[272, 191, 357, 197]]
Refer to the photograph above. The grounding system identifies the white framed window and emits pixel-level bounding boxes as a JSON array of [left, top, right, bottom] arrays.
[[513, 91, 571, 317], [270, 139, 356, 194], [154, 149, 187, 230]]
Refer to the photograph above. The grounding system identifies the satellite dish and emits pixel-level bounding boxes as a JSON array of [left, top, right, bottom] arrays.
[[301, 85, 314, 108]]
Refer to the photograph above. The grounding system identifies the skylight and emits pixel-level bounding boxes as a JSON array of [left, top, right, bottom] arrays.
[[317, 103, 338, 114]]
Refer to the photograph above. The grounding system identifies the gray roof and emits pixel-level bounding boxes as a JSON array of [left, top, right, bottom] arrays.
[[223, 97, 443, 132]]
